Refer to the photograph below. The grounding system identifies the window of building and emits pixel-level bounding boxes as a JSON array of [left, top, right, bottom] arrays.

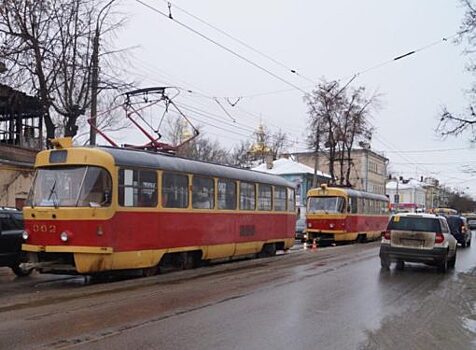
[[287, 188, 295, 212], [258, 184, 272, 211], [274, 186, 286, 211], [119, 169, 157, 207], [217, 179, 237, 210], [369, 161, 379, 174], [162, 172, 189, 208], [240, 182, 256, 210], [192, 176, 214, 209]]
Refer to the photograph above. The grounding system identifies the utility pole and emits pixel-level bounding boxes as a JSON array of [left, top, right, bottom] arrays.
[[89, 0, 116, 146], [312, 128, 320, 188], [89, 28, 99, 146]]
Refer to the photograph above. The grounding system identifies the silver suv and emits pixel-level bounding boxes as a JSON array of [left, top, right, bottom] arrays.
[[380, 213, 457, 273]]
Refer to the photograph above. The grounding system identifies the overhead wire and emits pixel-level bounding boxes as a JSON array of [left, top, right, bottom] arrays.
[[135, 0, 309, 94], [159, 0, 317, 85], [383, 146, 474, 154], [132, 0, 468, 180], [110, 59, 305, 141]]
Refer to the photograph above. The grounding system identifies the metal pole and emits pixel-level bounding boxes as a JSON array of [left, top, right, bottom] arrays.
[[89, 27, 99, 146]]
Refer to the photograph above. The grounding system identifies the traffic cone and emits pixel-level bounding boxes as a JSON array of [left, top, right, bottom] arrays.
[[311, 239, 317, 251]]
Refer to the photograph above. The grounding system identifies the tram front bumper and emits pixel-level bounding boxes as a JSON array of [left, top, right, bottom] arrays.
[[306, 231, 335, 243]]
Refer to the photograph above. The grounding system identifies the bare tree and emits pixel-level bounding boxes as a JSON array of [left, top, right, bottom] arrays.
[[164, 117, 231, 164], [437, 0, 476, 142], [269, 129, 289, 160], [0, 0, 129, 144], [177, 137, 230, 164], [231, 140, 253, 168], [305, 80, 377, 187]]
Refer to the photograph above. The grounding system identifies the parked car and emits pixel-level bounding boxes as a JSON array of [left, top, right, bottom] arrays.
[[295, 218, 306, 242], [465, 213, 476, 230], [446, 215, 471, 248], [380, 213, 457, 273], [0, 207, 32, 277]]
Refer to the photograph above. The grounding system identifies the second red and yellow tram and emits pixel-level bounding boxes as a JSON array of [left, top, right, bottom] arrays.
[[305, 185, 390, 244]]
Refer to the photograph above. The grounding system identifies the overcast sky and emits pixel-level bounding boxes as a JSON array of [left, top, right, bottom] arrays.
[[116, 0, 476, 198]]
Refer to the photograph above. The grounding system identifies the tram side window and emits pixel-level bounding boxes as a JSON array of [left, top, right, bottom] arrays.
[[274, 186, 286, 211], [192, 176, 214, 209], [258, 184, 272, 211], [358, 198, 364, 213], [162, 172, 189, 208], [349, 196, 358, 213], [217, 179, 237, 210], [287, 188, 295, 212], [240, 182, 256, 210], [119, 169, 157, 207], [369, 199, 375, 214]]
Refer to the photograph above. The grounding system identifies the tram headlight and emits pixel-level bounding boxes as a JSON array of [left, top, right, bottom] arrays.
[[22, 230, 29, 241], [60, 231, 69, 242]]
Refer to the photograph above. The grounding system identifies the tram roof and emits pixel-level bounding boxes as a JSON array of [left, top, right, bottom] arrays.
[[99, 146, 294, 188], [309, 186, 389, 201], [344, 188, 389, 201]]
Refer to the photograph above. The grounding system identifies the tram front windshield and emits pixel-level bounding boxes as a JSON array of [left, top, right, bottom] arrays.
[[27, 166, 112, 207], [308, 196, 345, 213]]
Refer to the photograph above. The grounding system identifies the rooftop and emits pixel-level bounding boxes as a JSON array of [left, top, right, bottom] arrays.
[[252, 158, 331, 178]]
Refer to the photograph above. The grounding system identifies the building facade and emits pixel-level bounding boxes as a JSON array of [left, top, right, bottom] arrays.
[[386, 178, 426, 212], [0, 84, 43, 208], [283, 148, 388, 195], [252, 158, 331, 218]]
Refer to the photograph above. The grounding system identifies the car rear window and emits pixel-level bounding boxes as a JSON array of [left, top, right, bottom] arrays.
[[446, 216, 463, 233], [388, 216, 441, 232]]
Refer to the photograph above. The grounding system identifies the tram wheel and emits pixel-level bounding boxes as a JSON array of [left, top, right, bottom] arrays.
[[258, 243, 277, 258], [11, 262, 33, 277], [142, 265, 159, 277], [356, 234, 367, 243]]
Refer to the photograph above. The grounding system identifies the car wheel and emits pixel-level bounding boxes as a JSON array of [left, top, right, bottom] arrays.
[[437, 256, 448, 273], [380, 256, 390, 270], [448, 250, 456, 269], [11, 263, 33, 277], [462, 240, 467, 248], [395, 260, 405, 270], [468, 237, 472, 247]]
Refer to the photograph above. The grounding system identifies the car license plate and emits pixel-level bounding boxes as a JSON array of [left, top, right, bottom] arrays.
[[401, 239, 424, 248]]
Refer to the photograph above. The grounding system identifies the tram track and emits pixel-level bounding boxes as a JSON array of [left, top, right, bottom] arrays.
[[0, 242, 378, 314]]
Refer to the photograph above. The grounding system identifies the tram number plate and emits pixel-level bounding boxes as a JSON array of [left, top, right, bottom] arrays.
[[240, 225, 256, 237]]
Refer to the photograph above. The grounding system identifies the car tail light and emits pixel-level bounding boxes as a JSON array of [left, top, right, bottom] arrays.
[[435, 232, 444, 244], [382, 230, 391, 240]]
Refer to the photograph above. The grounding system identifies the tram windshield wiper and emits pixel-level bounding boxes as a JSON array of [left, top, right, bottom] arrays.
[[47, 178, 59, 208]]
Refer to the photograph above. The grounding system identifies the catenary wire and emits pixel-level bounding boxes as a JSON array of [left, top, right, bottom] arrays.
[[135, 0, 309, 94], [159, 0, 317, 85]]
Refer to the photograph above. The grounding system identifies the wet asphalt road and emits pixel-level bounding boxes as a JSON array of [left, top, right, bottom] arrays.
[[0, 237, 475, 350]]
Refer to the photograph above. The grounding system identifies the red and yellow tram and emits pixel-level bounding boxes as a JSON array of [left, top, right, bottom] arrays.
[[305, 185, 390, 244], [22, 138, 296, 275]]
